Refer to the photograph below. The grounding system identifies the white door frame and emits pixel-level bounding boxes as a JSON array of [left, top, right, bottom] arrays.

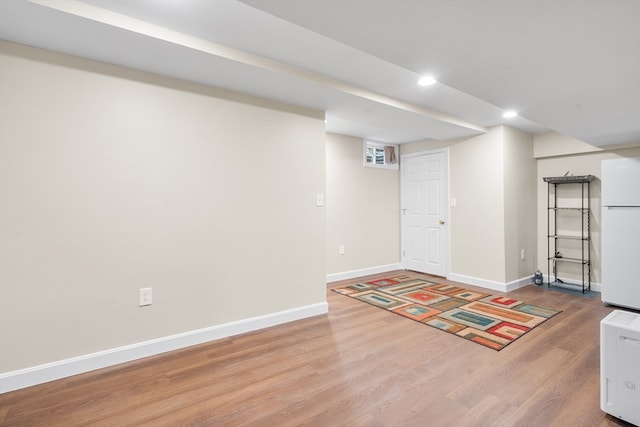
[[400, 148, 450, 277]]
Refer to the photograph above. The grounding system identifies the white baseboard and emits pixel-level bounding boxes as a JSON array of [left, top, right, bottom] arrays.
[[448, 273, 534, 292], [327, 267, 534, 292], [449, 272, 602, 293], [326, 263, 403, 283], [0, 302, 328, 394]]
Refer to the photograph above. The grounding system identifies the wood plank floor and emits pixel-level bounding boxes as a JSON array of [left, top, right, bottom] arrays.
[[1, 271, 636, 426]]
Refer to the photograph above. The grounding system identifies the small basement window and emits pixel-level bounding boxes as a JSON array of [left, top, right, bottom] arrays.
[[363, 140, 398, 170]]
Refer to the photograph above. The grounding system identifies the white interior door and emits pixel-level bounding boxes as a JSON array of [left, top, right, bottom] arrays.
[[401, 150, 448, 276]]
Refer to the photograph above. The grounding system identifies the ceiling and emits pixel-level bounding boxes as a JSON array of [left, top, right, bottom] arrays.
[[1, 0, 639, 147]]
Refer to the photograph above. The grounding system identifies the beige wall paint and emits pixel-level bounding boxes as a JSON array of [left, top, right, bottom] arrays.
[[326, 133, 400, 275], [0, 42, 326, 373], [402, 126, 538, 285], [534, 131, 602, 158], [400, 139, 458, 155], [404, 130, 640, 288], [4, 36, 638, 377], [503, 126, 536, 282], [535, 136, 640, 286], [449, 127, 506, 282], [402, 128, 508, 283]]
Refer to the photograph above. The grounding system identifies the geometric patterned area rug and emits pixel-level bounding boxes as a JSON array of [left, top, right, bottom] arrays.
[[333, 274, 562, 351]]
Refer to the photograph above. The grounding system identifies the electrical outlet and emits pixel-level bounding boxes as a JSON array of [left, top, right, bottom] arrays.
[[521, 249, 526, 260], [139, 287, 152, 306], [339, 245, 345, 255]]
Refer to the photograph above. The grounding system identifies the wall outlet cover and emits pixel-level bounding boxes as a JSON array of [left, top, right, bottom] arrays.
[[139, 288, 152, 306]]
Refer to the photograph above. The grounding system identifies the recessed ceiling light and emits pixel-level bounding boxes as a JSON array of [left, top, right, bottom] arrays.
[[418, 76, 437, 86], [503, 111, 518, 118]]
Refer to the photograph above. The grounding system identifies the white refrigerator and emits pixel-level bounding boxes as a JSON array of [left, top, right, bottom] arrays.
[[601, 157, 640, 310], [600, 310, 640, 426]]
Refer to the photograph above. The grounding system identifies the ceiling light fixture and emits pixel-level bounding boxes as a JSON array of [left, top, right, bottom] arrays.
[[418, 76, 437, 86], [503, 111, 518, 118]]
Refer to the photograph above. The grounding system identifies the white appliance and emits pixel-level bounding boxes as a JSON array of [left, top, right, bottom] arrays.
[[601, 157, 640, 310], [600, 310, 640, 426]]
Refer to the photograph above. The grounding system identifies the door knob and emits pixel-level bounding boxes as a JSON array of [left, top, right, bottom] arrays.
[[439, 220, 445, 225]]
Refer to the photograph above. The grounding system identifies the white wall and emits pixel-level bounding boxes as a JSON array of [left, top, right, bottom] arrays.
[[0, 41, 327, 374], [326, 133, 400, 278]]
